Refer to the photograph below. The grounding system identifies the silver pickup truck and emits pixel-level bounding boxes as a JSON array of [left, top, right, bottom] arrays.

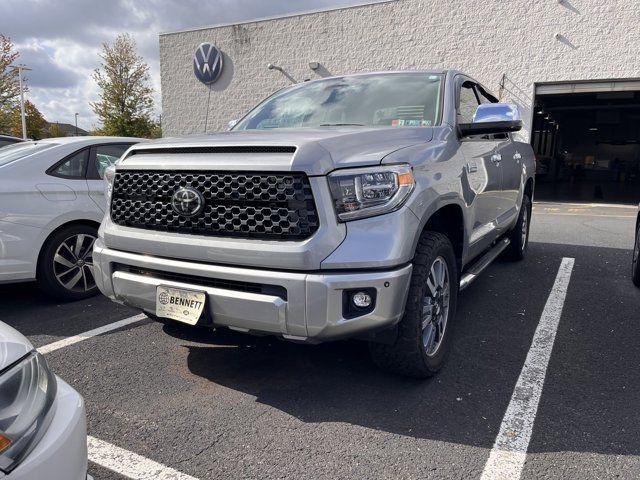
[[94, 70, 535, 377]]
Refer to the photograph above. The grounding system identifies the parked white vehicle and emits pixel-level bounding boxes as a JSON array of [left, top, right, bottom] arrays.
[[0, 321, 88, 479], [0, 137, 143, 300]]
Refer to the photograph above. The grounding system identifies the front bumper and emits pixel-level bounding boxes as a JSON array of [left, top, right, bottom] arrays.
[[4, 378, 87, 480], [93, 240, 412, 341]]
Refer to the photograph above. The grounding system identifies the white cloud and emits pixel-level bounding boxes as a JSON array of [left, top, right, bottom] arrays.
[[2, 0, 382, 130]]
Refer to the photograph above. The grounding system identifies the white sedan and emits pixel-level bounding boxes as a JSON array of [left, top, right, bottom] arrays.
[[0, 136, 144, 300], [0, 321, 88, 480]]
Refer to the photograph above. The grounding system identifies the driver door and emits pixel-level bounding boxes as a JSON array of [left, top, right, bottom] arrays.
[[457, 79, 503, 256]]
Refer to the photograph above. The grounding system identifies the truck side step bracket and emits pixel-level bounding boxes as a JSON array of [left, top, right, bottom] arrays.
[[459, 238, 511, 291]]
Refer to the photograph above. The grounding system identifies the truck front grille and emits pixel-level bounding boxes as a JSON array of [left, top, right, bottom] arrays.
[[110, 171, 319, 240]]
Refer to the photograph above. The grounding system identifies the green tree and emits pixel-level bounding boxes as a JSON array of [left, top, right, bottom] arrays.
[[10, 100, 46, 139], [48, 123, 67, 138], [91, 34, 155, 137], [0, 35, 22, 134], [148, 119, 162, 139]]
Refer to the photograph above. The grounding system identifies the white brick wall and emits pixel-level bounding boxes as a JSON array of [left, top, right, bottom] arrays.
[[159, 0, 640, 138]]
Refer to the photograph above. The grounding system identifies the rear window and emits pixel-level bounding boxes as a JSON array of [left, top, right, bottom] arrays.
[[0, 142, 58, 167]]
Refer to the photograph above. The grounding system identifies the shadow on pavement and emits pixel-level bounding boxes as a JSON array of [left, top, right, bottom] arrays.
[[156, 242, 564, 448], [158, 241, 640, 457]]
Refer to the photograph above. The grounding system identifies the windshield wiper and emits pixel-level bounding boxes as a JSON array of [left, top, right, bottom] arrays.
[[319, 123, 365, 127]]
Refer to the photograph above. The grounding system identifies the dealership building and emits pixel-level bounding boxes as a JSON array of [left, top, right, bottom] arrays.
[[159, 0, 640, 203]]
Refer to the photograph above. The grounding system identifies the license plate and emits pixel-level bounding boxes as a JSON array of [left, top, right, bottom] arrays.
[[156, 286, 206, 325]]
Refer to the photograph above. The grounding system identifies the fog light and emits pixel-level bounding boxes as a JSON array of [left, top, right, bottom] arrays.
[[352, 291, 372, 308]]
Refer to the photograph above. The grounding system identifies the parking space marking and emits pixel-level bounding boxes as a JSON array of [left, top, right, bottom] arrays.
[[37, 313, 147, 354], [480, 257, 575, 480], [88, 436, 198, 480]]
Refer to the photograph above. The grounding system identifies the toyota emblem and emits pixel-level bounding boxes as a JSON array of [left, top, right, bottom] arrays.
[[171, 187, 204, 217]]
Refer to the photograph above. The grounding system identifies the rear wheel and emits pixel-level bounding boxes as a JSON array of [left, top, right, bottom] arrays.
[[369, 231, 458, 378], [37, 224, 98, 301], [504, 194, 531, 261], [633, 223, 640, 287]]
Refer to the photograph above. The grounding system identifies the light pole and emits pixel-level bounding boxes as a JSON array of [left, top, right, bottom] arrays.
[[74, 113, 79, 136], [10, 64, 31, 139]]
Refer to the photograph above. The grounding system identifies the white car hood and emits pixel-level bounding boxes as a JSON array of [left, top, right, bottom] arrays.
[[0, 322, 33, 371]]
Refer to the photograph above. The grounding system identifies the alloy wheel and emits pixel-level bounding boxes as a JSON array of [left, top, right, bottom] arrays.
[[422, 256, 450, 357], [52, 234, 97, 293]]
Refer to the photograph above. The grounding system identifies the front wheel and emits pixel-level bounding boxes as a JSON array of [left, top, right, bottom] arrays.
[[369, 231, 458, 378], [633, 223, 640, 287], [37, 224, 99, 301]]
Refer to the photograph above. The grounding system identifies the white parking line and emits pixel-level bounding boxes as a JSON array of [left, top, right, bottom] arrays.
[[88, 436, 198, 480], [38, 313, 147, 354], [480, 257, 575, 480], [37, 314, 198, 479]]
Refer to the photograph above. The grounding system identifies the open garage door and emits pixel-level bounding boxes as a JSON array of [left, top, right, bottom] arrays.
[[532, 79, 640, 204]]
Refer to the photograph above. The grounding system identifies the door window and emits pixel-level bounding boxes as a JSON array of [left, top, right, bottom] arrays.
[[458, 82, 480, 124], [477, 87, 498, 104], [89, 144, 132, 179], [49, 149, 88, 178]]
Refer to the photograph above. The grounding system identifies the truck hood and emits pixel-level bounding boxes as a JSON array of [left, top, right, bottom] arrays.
[[120, 127, 433, 175], [0, 322, 32, 371]]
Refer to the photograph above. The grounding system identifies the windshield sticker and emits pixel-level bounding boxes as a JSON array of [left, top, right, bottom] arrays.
[[392, 119, 432, 127]]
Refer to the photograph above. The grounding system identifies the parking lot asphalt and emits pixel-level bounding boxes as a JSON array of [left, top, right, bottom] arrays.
[[1, 202, 639, 480]]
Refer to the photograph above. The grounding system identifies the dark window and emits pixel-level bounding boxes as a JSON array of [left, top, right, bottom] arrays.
[[89, 144, 132, 179], [458, 82, 480, 123], [50, 149, 88, 178]]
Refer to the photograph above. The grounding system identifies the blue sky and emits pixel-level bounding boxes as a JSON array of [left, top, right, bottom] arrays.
[[2, 0, 381, 130]]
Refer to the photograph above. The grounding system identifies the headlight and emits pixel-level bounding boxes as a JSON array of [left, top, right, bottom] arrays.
[[104, 164, 116, 204], [328, 164, 415, 221], [0, 352, 56, 473]]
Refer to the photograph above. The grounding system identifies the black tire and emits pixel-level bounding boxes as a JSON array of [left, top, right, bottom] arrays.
[[504, 195, 531, 261], [37, 224, 99, 301], [633, 223, 640, 287], [369, 231, 458, 378]]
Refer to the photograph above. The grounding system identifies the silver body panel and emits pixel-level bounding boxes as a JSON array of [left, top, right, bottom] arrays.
[[94, 240, 412, 341], [94, 70, 535, 341]]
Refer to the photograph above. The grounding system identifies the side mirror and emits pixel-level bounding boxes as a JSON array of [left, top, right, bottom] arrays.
[[458, 103, 522, 137], [227, 119, 239, 131]]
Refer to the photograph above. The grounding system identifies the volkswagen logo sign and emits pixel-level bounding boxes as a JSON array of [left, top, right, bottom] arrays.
[[193, 43, 223, 84], [171, 187, 205, 217]]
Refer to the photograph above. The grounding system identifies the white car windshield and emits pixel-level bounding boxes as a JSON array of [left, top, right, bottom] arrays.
[[234, 73, 444, 130], [0, 142, 58, 167]]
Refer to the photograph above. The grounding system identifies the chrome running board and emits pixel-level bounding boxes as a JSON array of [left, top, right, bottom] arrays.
[[459, 238, 511, 291]]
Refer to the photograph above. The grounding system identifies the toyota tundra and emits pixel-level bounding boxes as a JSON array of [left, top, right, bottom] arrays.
[[93, 70, 535, 377]]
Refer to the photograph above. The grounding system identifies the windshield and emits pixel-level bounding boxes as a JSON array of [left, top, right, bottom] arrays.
[[0, 142, 57, 167], [234, 73, 444, 130]]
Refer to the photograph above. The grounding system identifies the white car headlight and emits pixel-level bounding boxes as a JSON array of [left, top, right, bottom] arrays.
[[104, 164, 117, 204], [328, 164, 415, 221], [0, 352, 57, 473]]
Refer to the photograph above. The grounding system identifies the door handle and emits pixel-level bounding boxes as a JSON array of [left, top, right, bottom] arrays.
[[467, 162, 478, 173], [491, 153, 502, 165], [513, 151, 522, 161]]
